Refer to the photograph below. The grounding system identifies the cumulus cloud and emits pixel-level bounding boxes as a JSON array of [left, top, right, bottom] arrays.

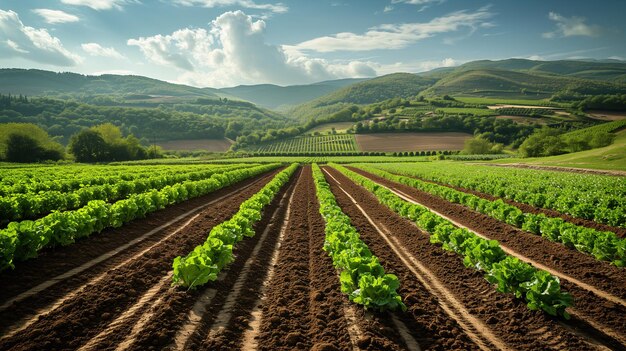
[[542, 12, 601, 38], [128, 10, 377, 87], [383, 6, 394, 13], [60, 0, 136, 11], [290, 7, 493, 53], [81, 43, 125, 59], [0, 9, 81, 66], [173, 0, 287, 13], [32, 9, 79, 24]]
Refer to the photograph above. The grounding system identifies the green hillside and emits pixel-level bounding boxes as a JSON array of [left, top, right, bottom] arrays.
[[0, 69, 221, 101], [290, 73, 436, 121], [444, 59, 626, 82], [423, 69, 626, 99]]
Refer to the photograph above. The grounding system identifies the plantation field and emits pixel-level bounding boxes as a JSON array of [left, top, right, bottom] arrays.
[[356, 132, 471, 152], [0, 160, 624, 350], [247, 134, 358, 154], [156, 138, 233, 151], [454, 97, 569, 107], [588, 110, 626, 121]]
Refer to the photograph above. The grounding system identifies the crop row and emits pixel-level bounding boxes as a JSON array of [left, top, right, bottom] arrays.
[[0, 164, 256, 223], [354, 165, 625, 266], [312, 164, 405, 311], [0, 164, 242, 196], [0, 164, 280, 271], [369, 163, 626, 227], [172, 163, 298, 288], [331, 164, 573, 318], [251, 135, 358, 154]]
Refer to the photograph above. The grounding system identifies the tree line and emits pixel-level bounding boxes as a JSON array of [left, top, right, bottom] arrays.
[[0, 123, 161, 163]]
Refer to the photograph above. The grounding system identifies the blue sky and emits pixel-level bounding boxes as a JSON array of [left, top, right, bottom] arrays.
[[1, 0, 625, 88]]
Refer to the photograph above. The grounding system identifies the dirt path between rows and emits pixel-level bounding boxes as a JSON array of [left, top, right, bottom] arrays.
[[323, 166, 609, 351], [388, 170, 626, 238], [350, 167, 626, 349], [0, 170, 279, 350]]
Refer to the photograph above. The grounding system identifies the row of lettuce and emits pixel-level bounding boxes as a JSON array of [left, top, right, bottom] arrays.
[[368, 163, 625, 227], [171, 163, 407, 312], [0, 164, 257, 223], [0, 163, 280, 271], [356, 165, 625, 267], [0, 164, 246, 195], [172, 163, 298, 288], [330, 164, 573, 318]]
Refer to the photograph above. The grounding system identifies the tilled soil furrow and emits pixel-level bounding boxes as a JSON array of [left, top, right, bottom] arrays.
[[0, 171, 277, 305], [324, 166, 598, 351], [351, 168, 626, 347], [256, 166, 359, 350], [384, 169, 626, 238], [116, 168, 299, 351], [0, 171, 278, 351], [198, 168, 301, 350]]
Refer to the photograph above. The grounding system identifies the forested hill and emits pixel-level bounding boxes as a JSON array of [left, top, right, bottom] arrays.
[[289, 73, 437, 121], [0, 94, 290, 144], [0, 69, 222, 100]]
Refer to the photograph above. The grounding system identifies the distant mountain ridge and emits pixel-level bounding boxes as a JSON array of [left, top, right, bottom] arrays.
[[218, 78, 367, 110]]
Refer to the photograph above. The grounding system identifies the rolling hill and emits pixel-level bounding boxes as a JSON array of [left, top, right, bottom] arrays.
[[439, 58, 626, 82], [289, 73, 437, 121], [422, 68, 626, 99], [0, 69, 222, 100]]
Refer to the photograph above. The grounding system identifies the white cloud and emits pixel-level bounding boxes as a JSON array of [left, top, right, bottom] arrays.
[[290, 7, 493, 53], [0, 9, 81, 66], [375, 58, 457, 75], [32, 9, 79, 24], [173, 0, 287, 13], [81, 43, 125, 59], [542, 12, 601, 38], [128, 10, 376, 87], [60, 0, 136, 11], [383, 6, 394, 13]]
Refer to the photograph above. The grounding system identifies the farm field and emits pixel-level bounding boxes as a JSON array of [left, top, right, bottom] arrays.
[[247, 134, 358, 154], [156, 138, 234, 152], [0, 160, 624, 350], [356, 132, 471, 152]]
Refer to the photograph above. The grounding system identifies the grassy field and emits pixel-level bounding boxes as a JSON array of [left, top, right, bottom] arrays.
[[304, 122, 355, 134], [490, 129, 626, 171]]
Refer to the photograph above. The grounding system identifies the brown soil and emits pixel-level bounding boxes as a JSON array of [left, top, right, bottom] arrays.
[[587, 111, 626, 121], [0, 170, 279, 350], [355, 132, 471, 152], [120, 167, 301, 351], [254, 166, 355, 350], [349, 167, 626, 348], [323, 166, 617, 350], [0, 170, 278, 304], [390, 169, 626, 238]]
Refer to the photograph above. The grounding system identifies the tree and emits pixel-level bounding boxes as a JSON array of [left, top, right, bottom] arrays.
[[69, 130, 109, 162], [462, 136, 503, 154], [519, 128, 566, 157], [6, 134, 45, 163]]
